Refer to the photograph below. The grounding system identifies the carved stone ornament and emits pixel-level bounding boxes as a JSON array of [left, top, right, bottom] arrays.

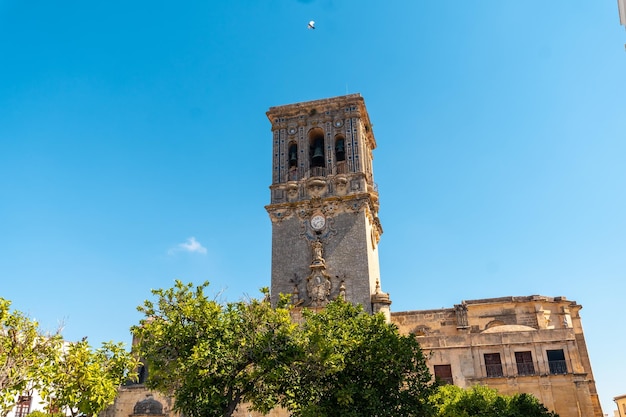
[[133, 395, 164, 416], [307, 272, 332, 307], [455, 303, 469, 329], [297, 207, 311, 219], [306, 239, 332, 307], [290, 274, 304, 306], [334, 175, 348, 196], [311, 239, 324, 266], [370, 278, 391, 305], [286, 182, 299, 201], [348, 198, 366, 213], [338, 280, 346, 299], [323, 201, 337, 215], [268, 208, 293, 223], [306, 178, 327, 198]]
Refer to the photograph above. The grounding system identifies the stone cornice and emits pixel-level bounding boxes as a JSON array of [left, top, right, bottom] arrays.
[[266, 93, 376, 150]]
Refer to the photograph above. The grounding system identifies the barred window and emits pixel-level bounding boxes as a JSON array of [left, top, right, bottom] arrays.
[[484, 353, 503, 377], [515, 351, 535, 376], [15, 396, 31, 417], [434, 364, 453, 385], [547, 349, 567, 374]]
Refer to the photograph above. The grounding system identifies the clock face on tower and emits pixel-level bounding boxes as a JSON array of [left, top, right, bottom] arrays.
[[310, 214, 326, 231]]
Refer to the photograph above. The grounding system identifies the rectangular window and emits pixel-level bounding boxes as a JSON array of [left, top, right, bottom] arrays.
[[434, 364, 453, 385], [547, 349, 567, 374], [484, 353, 503, 377], [15, 396, 31, 417], [515, 351, 535, 376]]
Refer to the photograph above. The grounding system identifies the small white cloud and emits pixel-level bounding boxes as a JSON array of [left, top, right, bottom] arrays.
[[168, 237, 207, 255]]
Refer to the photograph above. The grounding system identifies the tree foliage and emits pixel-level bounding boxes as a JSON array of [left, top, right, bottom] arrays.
[[1, 298, 137, 417], [430, 384, 558, 417], [132, 281, 297, 417], [0, 298, 61, 417], [134, 282, 561, 417], [281, 300, 435, 417], [39, 339, 139, 417], [134, 282, 436, 417], [26, 410, 65, 417]]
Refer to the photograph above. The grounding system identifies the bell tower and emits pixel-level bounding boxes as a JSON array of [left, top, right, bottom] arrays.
[[265, 94, 390, 316]]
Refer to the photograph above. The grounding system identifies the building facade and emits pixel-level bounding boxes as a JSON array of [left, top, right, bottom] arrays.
[[265, 94, 390, 318], [100, 388, 173, 417], [392, 295, 603, 417], [614, 393, 626, 417], [105, 94, 603, 417], [264, 95, 603, 417]]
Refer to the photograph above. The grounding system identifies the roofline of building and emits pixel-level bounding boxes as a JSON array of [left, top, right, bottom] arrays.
[[390, 295, 578, 317]]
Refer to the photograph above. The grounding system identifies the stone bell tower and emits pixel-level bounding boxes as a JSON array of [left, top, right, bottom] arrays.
[[265, 94, 390, 316]]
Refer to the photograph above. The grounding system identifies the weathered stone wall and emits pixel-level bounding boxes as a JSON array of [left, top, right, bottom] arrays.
[[100, 386, 174, 417], [270, 207, 378, 313], [390, 297, 603, 417], [392, 308, 457, 335]]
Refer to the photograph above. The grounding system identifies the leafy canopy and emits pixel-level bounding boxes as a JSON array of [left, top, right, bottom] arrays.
[[39, 339, 139, 417], [1, 298, 137, 417], [134, 282, 436, 417], [134, 282, 558, 417], [430, 384, 559, 417], [281, 300, 435, 417], [132, 281, 297, 417], [0, 298, 61, 417]]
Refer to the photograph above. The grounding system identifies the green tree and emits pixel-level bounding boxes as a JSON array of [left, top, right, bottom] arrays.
[[430, 384, 558, 417], [39, 339, 139, 417], [132, 281, 297, 417], [281, 300, 435, 417], [0, 298, 61, 417], [26, 410, 65, 417]]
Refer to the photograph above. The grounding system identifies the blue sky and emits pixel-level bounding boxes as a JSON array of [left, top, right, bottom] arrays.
[[1, 0, 624, 413]]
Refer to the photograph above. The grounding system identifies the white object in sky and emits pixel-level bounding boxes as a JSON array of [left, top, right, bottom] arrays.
[[308, 20, 315, 29]]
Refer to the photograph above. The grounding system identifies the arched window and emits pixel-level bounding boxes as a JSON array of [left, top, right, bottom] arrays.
[[288, 142, 298, 180], [335, 135, 346, 174], [309, 128, 325, 170], [335, 137, 345, 162], [288, 143, 298, 167], [485, 320, 506, 330]]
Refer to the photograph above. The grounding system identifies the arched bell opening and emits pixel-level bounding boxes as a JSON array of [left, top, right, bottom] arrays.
[[308, 128, 325, 176], [288, 142, 298, 180], [288, 142, 298, 167], [334, 135, 347, 174]]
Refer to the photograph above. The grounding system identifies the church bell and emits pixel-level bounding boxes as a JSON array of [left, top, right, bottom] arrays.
[[312, 142, 324, 165], [335, 140, 345, 160]]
